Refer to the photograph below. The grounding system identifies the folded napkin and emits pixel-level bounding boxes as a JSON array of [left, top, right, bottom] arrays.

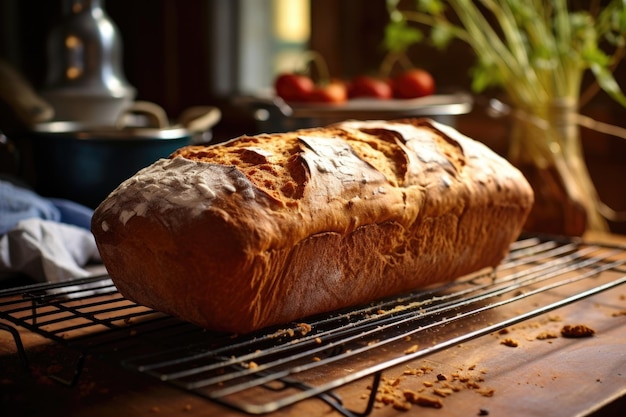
[[0, 178, 102, 284], [0, 218, 102, 283]]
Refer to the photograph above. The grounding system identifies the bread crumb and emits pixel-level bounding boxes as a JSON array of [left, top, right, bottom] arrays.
[[466, 380, 481, 389], [389, 377, 402, 387], [183, 404, 192, 412], [368, 360, 494, 411], [477, 387, 495, 397], [536, 331, 559, 340], [561, 324, 595, 338], [377, 393, 397, 405], [404, 344, 419, 354], [297, 323, 311, 335], [403, 391, 443, 408], [500, 338, 519, 347], [403, 367, 424, 376], [433, 387, 454, 397], [458, 374, 470, 383], [392, 400, 412, 411]]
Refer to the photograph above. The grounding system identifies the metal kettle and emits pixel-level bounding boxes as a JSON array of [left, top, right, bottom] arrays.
[[41, 0, 136, 125]]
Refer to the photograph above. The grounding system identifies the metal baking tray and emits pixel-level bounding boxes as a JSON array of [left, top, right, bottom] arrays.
[[1, 234, 625, 416], [234, 92, 473, 133]]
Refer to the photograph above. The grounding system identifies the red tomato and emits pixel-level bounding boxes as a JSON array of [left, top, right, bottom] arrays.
[[348, 76, 393, 99], [307, 80, 348, 103], [274, 73, 315, 102], [392, 69, 435, 99]]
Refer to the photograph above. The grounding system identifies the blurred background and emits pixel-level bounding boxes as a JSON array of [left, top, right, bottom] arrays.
[[0, 0, 625, 232]]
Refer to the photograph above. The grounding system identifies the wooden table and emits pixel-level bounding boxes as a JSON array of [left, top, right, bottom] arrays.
[[1, 233, 625, 417]]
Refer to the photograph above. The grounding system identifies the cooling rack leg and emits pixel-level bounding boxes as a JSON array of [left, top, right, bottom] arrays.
[[0, 321, 29, 370], [319, 371, 383, 417], [357, 371, 382, 417], [48, 352, 86, 387], [270, 371, 382, 417]]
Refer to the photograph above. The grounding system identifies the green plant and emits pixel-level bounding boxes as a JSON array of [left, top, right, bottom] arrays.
[[384, 0, 626, 109]]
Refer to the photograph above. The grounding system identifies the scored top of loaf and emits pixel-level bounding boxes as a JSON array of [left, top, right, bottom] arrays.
[[94, 118, 532, 249]]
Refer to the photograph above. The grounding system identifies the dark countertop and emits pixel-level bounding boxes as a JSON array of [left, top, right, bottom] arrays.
[[1, 232, 625, 417]]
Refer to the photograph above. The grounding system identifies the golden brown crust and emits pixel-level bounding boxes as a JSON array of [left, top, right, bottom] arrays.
[[92, 118, 534, 333]]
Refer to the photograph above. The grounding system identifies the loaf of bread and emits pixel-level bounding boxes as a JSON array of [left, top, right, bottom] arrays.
[[91, 118, 533, 333]]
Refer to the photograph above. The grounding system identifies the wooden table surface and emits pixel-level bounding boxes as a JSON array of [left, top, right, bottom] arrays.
[[1, 232, 625, 417]]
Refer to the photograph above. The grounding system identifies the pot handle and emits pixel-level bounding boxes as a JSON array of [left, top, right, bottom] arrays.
[[115, 101, 169, 129], [178, 106, 222, 133], [0, 59, 54, 126]]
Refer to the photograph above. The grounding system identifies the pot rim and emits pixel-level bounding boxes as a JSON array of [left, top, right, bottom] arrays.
[[31, 121, 191, 140]]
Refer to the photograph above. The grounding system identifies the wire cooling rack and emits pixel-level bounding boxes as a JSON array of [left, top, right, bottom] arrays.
[[1, 234, 626, 416]]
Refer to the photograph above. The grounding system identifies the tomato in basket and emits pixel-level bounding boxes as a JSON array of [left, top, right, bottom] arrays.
[[274, 73, 315, 102], [392, 69, 435, 99]]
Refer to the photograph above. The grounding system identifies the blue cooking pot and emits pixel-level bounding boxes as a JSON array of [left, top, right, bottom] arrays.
[[12, 106, 220, 208]]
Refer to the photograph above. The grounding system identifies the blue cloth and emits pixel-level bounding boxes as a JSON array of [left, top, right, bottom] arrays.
[[0, 179, 93, 235], [49, 198, 94, 231], [0, 179, 101, 283]]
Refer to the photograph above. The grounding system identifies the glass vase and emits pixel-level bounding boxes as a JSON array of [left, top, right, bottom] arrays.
[[507, 97, 608, 236]]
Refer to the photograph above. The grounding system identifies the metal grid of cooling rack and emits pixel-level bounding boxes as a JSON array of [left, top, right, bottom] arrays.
[[1, 235, 626, 416]]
